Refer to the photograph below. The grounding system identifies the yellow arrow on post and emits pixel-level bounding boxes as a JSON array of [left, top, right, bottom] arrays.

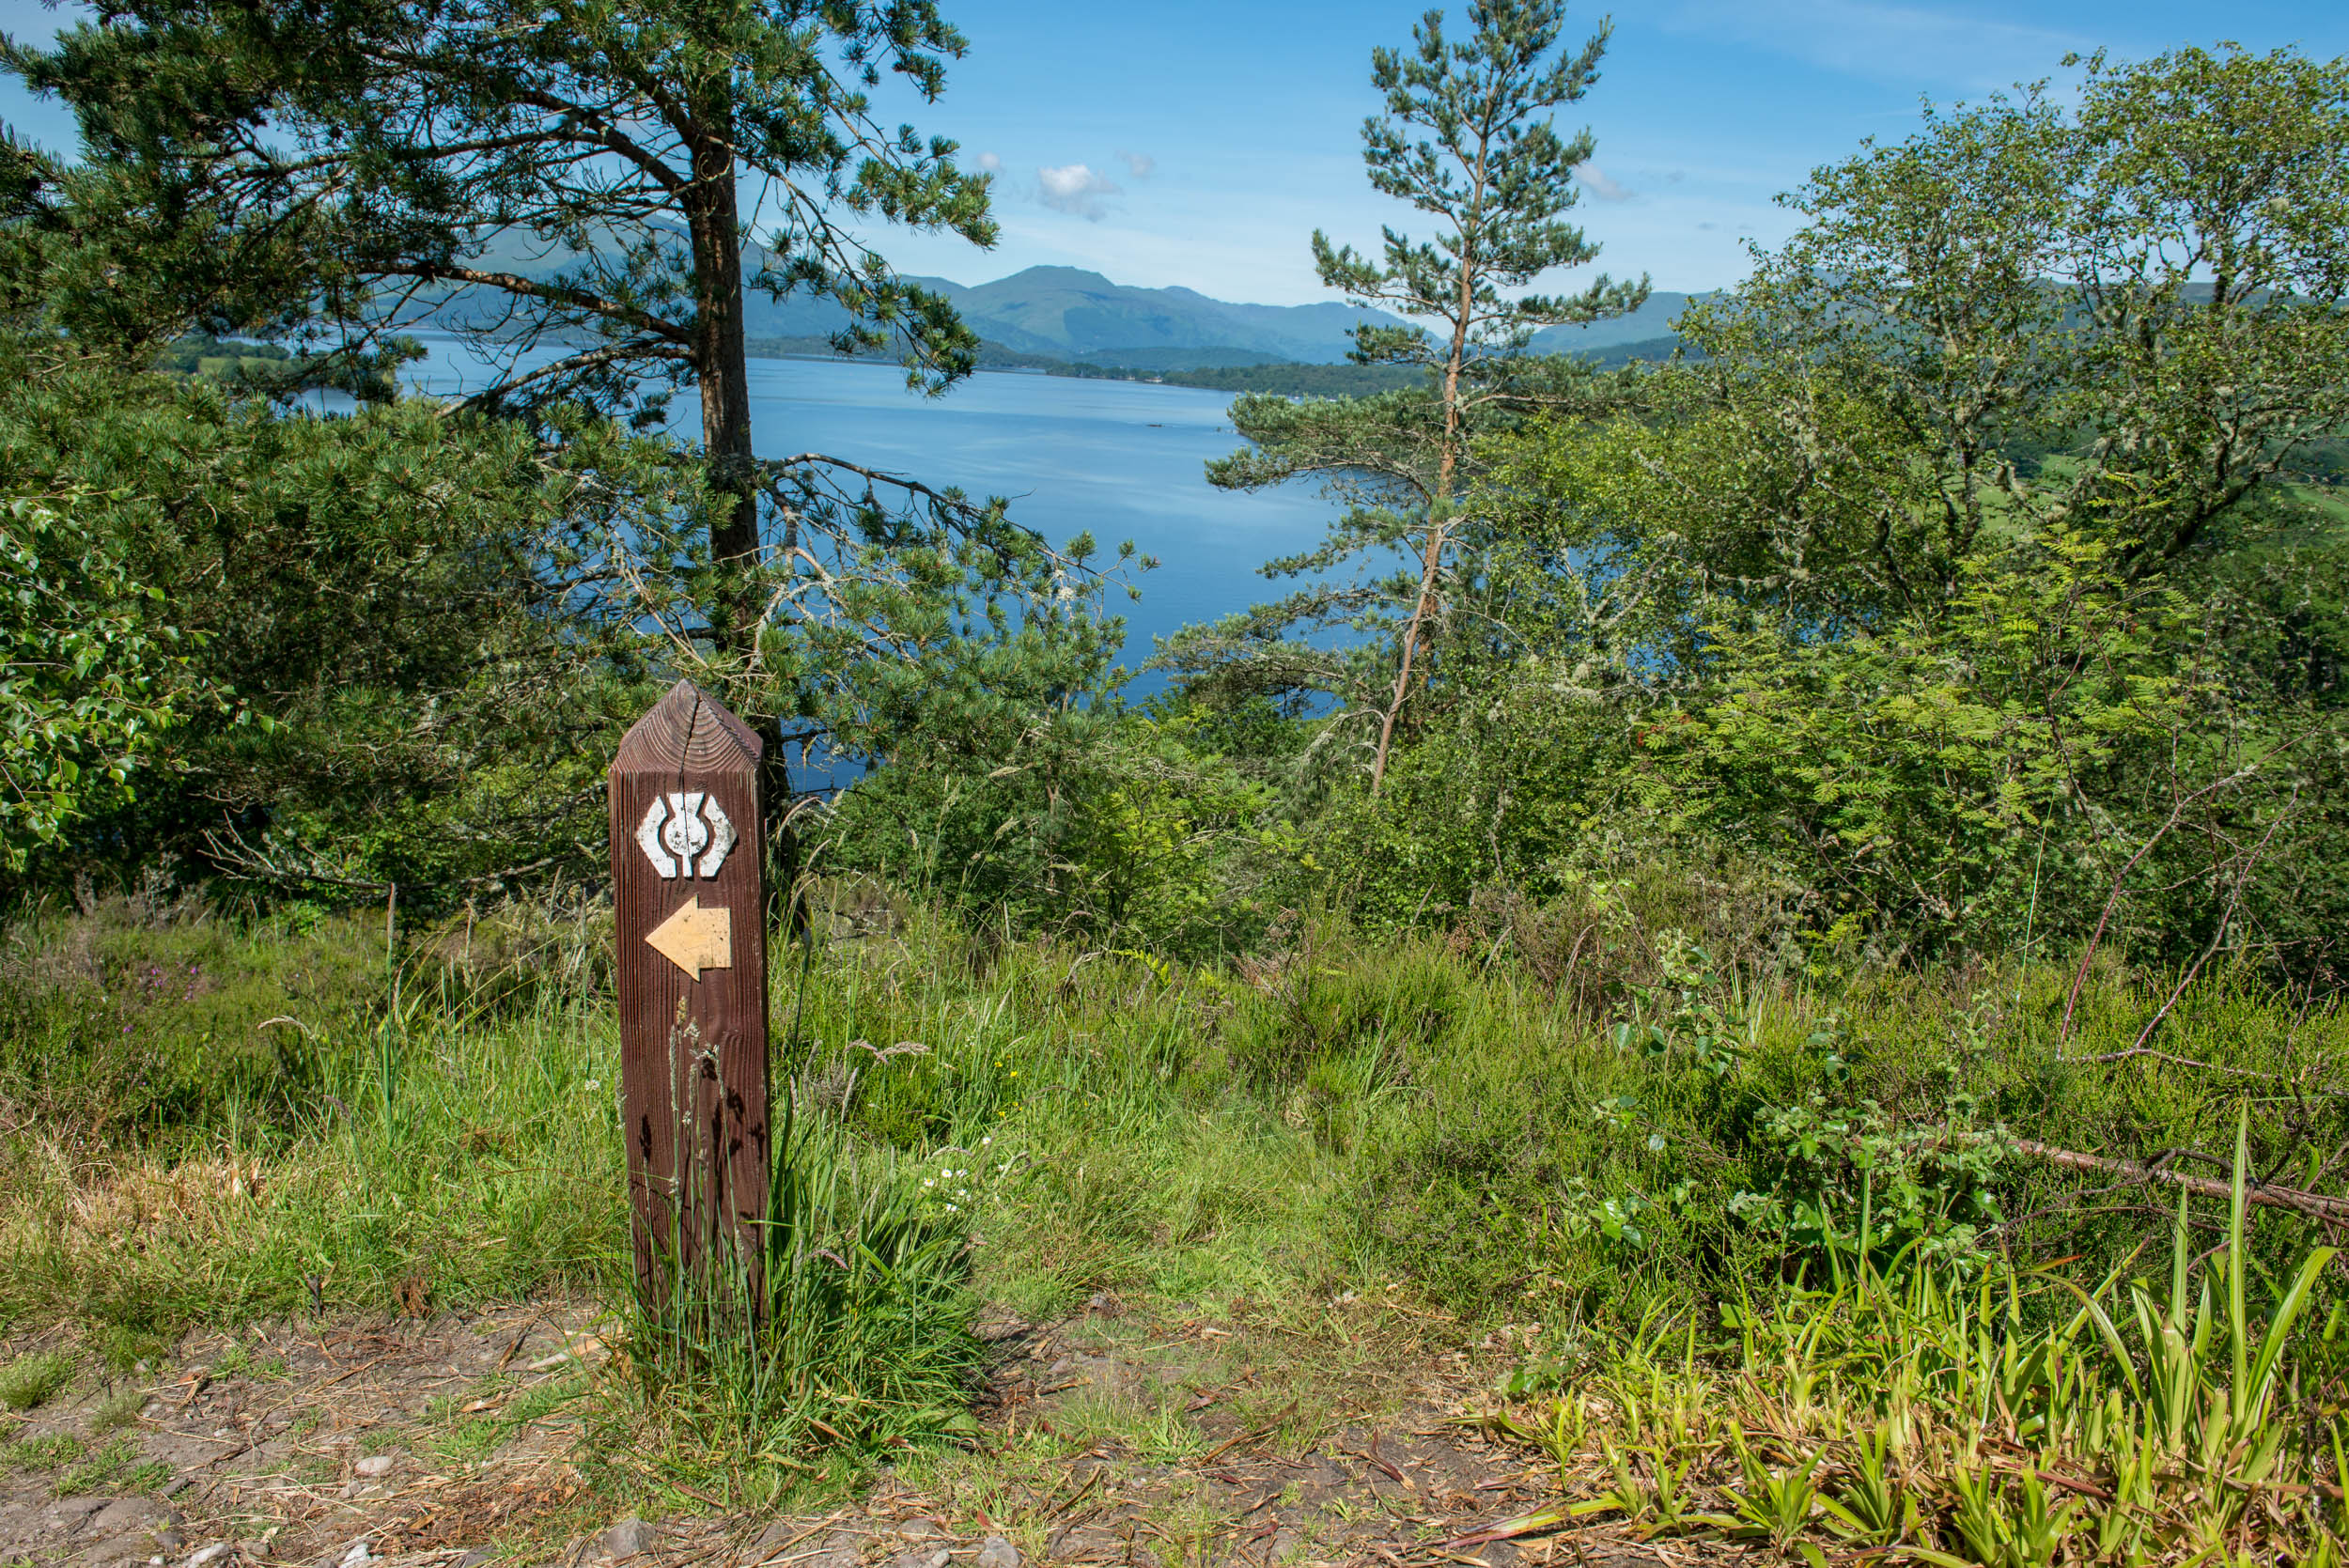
[[644, 895, 733, 981]]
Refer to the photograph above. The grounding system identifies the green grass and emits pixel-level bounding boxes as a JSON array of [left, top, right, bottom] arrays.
[[0, 901, 626, 1340], [54, 1437, 170, 1497], [8, 896, 2346, 1339], [0, 1350, 73, 1412], [4, 892, 2348, 1532], [605, 1094, 988, 1504], [1488, 1114, 2344, 1564], [1049, 1379, 1206, 1463], [0, 1433, 83, 1470], [86, 1385, 144, 1433], [436, 1370, 593, 1461]]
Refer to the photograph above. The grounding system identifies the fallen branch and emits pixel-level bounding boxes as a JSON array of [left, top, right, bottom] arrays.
[[2013, 1137, 2349, 1220]]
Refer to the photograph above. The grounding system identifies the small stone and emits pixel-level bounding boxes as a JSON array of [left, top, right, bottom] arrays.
[[189, 1546, 233, 1568], [896, 1519, 945, 1541], [976, 1535, 1020, 1568], [353, 1455, 396, 1478], [454, 1552, 491, 1568], [600, 1517, 659, 1561], [92, 1498, 177, 1536], [48, 1496, 111, 1528], [339, 1542, 371, 1568], [887, 1551, 947, 1568]]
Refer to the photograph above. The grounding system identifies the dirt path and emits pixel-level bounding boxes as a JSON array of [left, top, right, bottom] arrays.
[[3, 1299, 1657, 1568], [2, 1302, 603, 1567]]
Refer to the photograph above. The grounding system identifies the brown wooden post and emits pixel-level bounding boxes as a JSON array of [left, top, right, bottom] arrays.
[[608, 679, 770, 1301]]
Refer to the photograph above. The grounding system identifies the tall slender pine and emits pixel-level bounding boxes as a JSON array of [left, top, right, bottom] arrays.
[[1201, 0, 1645, 789]]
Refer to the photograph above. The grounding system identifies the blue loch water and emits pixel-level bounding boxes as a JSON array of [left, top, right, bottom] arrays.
[[394, 340, 1346, 690]]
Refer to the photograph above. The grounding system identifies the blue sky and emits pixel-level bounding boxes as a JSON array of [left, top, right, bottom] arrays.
[[2, 0, 2344, 303]]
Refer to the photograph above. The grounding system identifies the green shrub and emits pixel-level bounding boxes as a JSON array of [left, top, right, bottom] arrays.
[[0, 1350, 73, 1412], [0, 895, 381, 1140]]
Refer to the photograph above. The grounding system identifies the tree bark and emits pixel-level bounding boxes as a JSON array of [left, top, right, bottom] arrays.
[[682, 126, 758, 641], [682, 108, 802, 924], [1371, 516, 1452, 795], [1369, 129, 1489, 796]]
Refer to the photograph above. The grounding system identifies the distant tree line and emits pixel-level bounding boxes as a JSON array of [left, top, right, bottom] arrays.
[[738, 334, 1677, 396]]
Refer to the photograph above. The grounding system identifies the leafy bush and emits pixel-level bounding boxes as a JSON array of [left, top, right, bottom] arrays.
[[0, 491, 218, 870], [1664, 530, 2222, 962], [1726, 1094, 2014, 1273], [824, 707, 1301, 957], [0, 336, 679, 904]]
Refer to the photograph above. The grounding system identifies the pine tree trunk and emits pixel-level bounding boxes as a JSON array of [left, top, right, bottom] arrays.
[[1370, 203, 1480, 796], [1369, 126, 1491, 797], [684, 115, 802, 923], [684, 132, 758, 640]]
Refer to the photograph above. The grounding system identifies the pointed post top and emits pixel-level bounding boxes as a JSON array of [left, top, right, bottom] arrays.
[[611, 678, 762, 776]]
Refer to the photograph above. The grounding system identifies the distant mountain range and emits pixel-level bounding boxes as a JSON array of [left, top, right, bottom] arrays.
[[740, 264, 1408, 365], [432, 246, 1703, 369], [748, 268, 1704, 365], [1529, 290, 1702, 353]]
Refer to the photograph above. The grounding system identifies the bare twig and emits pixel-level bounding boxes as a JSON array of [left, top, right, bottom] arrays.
[[2012, 1137, 2349, 1221], [2092, 784, 2300, 1063]]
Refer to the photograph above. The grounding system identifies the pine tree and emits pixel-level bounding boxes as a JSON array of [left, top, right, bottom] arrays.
[[1198, 0, 1645, 790], [4, 1, 1114, 875]]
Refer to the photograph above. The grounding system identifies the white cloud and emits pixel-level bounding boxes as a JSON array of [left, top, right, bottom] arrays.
[[974, 151, 1003, 174], [1037, 163, 1122, 221], [1669, 0, 2091, 91], [1117, 149, 1157, 179], [1577, 163, 1636, 201]]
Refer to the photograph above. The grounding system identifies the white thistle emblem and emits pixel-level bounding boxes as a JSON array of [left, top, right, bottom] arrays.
[[635, 791, 737, 878]]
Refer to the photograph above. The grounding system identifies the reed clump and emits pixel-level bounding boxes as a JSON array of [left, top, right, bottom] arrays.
[[1487, 1113, 2343, 1566]]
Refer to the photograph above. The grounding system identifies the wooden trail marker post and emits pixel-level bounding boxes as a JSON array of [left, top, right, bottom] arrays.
[[609, 679, 770, 1301]]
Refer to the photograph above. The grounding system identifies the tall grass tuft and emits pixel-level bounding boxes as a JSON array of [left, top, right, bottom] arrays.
[[0, 1349, 74, 1411], [614, 1087, 985, 1499]]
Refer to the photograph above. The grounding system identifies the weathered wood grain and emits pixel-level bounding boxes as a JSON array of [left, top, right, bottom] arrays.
[[607, 678, 770, 1300]]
